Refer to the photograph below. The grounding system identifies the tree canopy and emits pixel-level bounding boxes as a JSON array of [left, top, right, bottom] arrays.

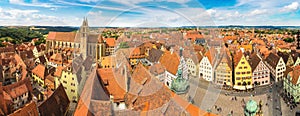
[[0, 27, 43, 44]]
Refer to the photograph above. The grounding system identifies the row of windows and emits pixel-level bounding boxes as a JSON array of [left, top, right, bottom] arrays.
[[254, 80, 268, 85], [277, 67, 285, 71], [253, 71, 269, 76], [71, 83, 76, 86], [238, 66, 248, 69], [200, 66, 211, 70], [254, 76, 268, 80], [237, 81, 251, 85], [236, 76, 251, 80], [216, 74, 231, 78], [236, 71, 251, 75]]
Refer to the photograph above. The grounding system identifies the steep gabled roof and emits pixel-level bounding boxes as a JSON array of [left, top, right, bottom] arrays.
[[38, 84, 70, 116], [159, 51, 180, 75], [104, 38, 116, 47], [249, 54, 262, 71], [97, 68, 126, 103], [291, 66, 300, 85], [146, 48, 163, 63], [132, 63, 152, 85], [233, 50, 244, 68], [31, 64, 46, 79], [216, 51, 232, 70], [9, 101, 38, 116], [278, 52, 292, 64], [265, 53, 281, 68]]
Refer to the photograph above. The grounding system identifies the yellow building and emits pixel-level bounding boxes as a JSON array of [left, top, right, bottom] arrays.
[[129, 47, 146, 66], [54, 65, 79, 102], [100, 56, 115, 68], [233, 51, 253, 90], [215, 51, 232, 86], [31, 64, 46, 87]]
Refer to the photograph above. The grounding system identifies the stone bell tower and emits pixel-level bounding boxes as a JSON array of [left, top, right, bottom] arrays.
[[297, 30, 300, 50], [79, 17, 89, 59]]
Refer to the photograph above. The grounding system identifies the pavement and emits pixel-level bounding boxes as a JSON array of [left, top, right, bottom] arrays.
[[186, 76, 295, 116]]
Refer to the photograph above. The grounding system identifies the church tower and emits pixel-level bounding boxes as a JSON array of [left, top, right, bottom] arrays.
[[79, 17, 89, 59], [297, 30, 300, 50]]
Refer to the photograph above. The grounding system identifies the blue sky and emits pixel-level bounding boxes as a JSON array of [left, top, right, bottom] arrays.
[[0, 0, 300, 26]]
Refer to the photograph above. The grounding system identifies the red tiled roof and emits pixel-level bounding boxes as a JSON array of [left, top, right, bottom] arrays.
[[8, 84, 28, 99], [159, 51, 180, 75], [132, 63, 152, 85], [54, 66, 64, 77], [97, 68, 126, 102], [105, 38, 116, 47], [291, 66, 300, 85], [129, 47, 146, 59], [184, 31, 204, 42], [47, 32, 76, 42], [9, 101, 38, 116], [31, 64, 45, 79], [234, 50, 243, 68]]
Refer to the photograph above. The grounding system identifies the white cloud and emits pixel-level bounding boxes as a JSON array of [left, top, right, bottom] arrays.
[[110, 0, 152, 5], [55, 0, 129, 12], [280, 2, 300, 12], [206, 9, 216, 16], [0, 7, 78, 26], [78, 0, 100, 3], [248, 9, 268, 16], [9, 0, 62, 8], [157, 0, 190, 4]]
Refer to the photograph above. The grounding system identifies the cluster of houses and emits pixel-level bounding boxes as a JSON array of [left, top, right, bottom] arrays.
[[0, 40, 71, 115]]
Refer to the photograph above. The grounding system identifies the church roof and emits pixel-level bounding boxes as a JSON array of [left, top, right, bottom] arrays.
[[47, 32, 77, 42]]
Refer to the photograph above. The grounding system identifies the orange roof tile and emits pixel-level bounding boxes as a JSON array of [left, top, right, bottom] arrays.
[[129, 47, 146, 59], [291, 66, 300, 85], [97, 68, 126, 102], [31, 64, 45, 79], [159, 51, 180, 75], [105, 38, 116, 47], [233, 50, 243, 68], [8, 84, 28, 99], [47, 32, 76, 42], [54, 66, 64, 77], [9, 101, 38, 116], [185, 31, 204, 41], [133, 63, 152, 84]]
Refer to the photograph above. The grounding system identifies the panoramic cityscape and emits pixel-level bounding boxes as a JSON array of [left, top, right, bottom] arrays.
[[0, 0, 300, 116]]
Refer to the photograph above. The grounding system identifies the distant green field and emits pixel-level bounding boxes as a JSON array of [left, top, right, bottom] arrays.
[[0, 37, 14, 41]]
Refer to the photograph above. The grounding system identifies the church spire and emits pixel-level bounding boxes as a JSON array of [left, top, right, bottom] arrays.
[[297, 30, 300, 49], [79, 17, 89, 60]]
